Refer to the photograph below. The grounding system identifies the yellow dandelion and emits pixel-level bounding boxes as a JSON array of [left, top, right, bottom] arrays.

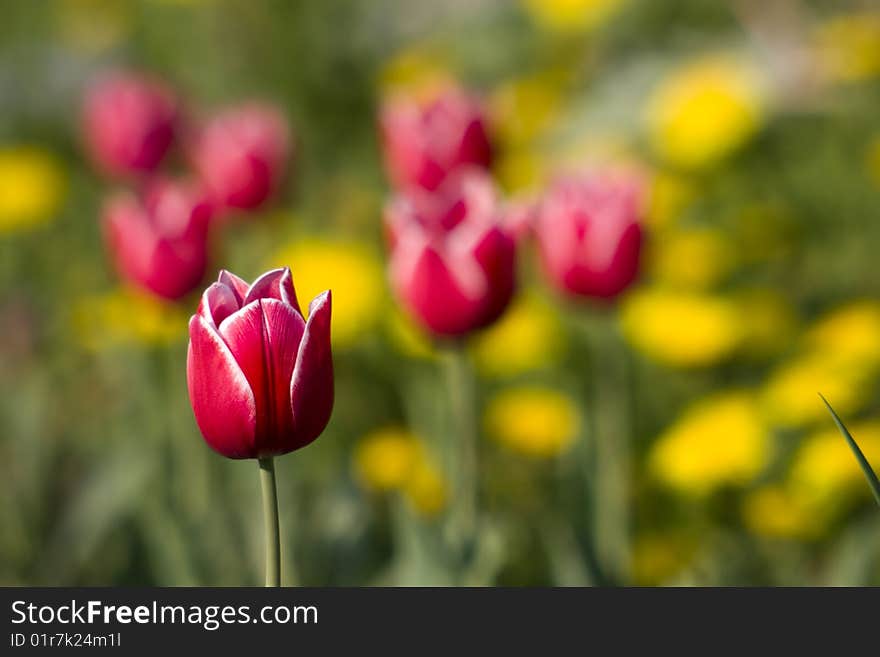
[[270, 239, 386, 349], [742, 485, 822, 540], [816, 12, 880, 83], [485, 386, 580, 458], [645, 56, 764, 170], [0, 146, 66, 234], [789, 420, 880, 511], [353, 427, 420, 493], [403, 459, 448, 517], [522, 0, 626, 34], [803, 300, 880, 371], [648, 226, 735, 290], [650, 391, 771, 496], [471, 292, 565, 378], [71, 287, 187, 350], [620, 287, 744, 368], [760, 354, 873, 429]]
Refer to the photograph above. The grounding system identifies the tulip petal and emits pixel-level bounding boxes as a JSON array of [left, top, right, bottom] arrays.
[[290, 291, 334, 448], [218, 270, 250, 303], [187, 315, 257, 459], [243, 267, 301, 314], [396, 244, 485, 337], [198, 282, 241, 326], [470, 225, 516, 327], [219, 298, 305, 455]]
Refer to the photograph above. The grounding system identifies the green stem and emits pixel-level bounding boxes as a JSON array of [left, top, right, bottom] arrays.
[[445, 344, 478, 567], [585, 317, 631, 584], [258, 457, 281, 587]]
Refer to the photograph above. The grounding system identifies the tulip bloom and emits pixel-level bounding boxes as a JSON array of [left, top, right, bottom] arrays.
[[187, 268, 333, 459], [385, 168, 516, 337], [535, 172, 644, 300], [103, 179, 212, 300], [190, 104, 291, 211], [83, 71, 178, 177], [379, 86, 493, 192]]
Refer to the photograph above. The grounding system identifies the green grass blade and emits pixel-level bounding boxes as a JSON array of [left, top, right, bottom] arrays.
[[819, 394, 880, 508]]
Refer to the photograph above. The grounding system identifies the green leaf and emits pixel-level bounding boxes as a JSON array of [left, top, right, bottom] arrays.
[[819, 394, 880, 508]]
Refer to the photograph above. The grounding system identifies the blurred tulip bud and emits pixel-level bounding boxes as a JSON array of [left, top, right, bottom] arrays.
[[379, 85, 493, 192], [83, 71, 178, 177], [535, 171, 644, 300], [103, 179, 212, 300], [385, 168, 516, 337], [187, 268, 333, 459], [191, 103, 291, 211]]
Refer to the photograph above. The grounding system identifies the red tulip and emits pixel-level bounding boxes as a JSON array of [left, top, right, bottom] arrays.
[[83, 71, 178, 177], [191, 103, 291, 211], [385, 168, 515, 337], [187, 268, 333, 459], [103, 179, 212, 300], [379, 86, 492, 192], [535, 171, 644, 301]]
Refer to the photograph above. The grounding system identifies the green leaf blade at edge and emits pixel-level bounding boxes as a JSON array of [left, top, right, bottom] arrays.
[[819, 393, 880, 508]]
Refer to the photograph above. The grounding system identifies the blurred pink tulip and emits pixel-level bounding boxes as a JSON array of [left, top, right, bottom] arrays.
[[187, 268, 333, 459], [535, 171, 644, 301], [103, 179, 212, 300], [83, 71, 178, 177], [190, 103, 291, 211], [385, 168, 516, 337], [379, 86, 492, 192]]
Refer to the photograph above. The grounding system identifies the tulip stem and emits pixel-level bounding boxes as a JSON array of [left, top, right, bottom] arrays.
[[584, 317, 631, 585], [258, 457, 281, 587], [445, 344, 478, 572]]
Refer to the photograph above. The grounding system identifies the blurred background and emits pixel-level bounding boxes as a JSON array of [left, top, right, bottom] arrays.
[[3, 0, 880, 586]]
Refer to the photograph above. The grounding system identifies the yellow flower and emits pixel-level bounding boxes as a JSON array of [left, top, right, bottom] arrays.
[[644, 171, 697, 231], [735, 289, 798, 359], [353, 427, 420, 492], [0, 146, 66, 233], [789, 420, 880, 511], [471, 292, 565, 378], [485, 386, 580, 458], [403, 459, 448, 517], [803, 301, 880, 371], [354, 426, 448, 517], [522, 0, 626, 33], [760, 354, 872, 429], [632, 533, 694, 585], [742, 485, 821, 540], [648, 226, 735, 290], [816, 12, 880, 83], [620, 288, 744, 367], [270, 239, 385, 349], [71, 287, 187, 350], [649, 391, 771, 496], [645, 56, 764, 170]]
